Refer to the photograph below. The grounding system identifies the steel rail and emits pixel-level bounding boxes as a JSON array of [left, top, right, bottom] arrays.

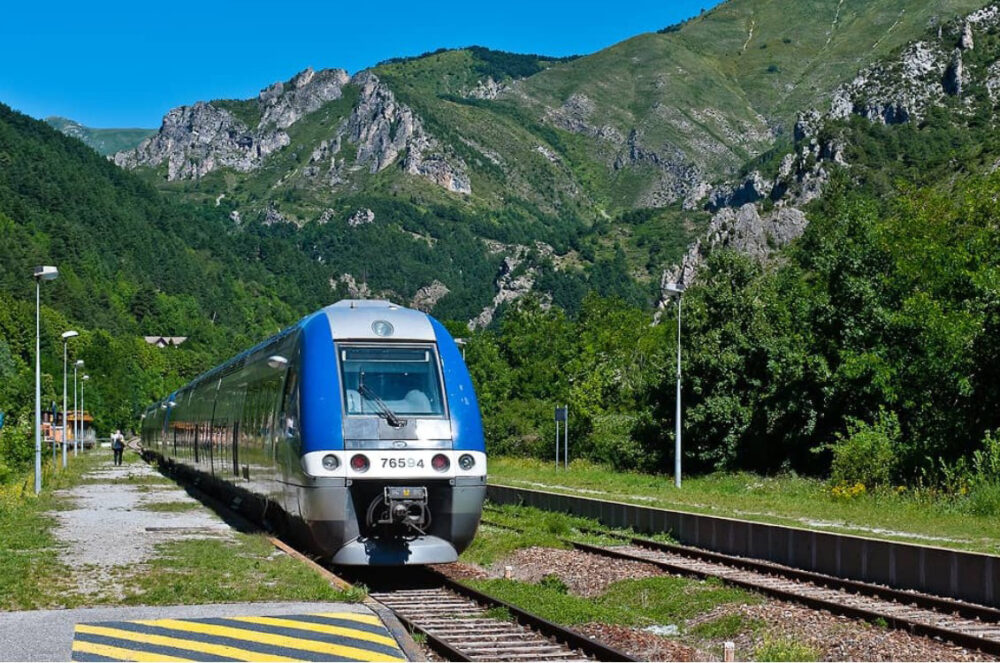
[[570, 539, 1000, 656], [427, 567, 633, 662], [481, 515, 1000, 656], [579, 527, 1000, 623], [134, 445, 633, 661]]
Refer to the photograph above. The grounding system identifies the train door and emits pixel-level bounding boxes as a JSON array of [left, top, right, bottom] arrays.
[[231, 384, 246, 478], [208, 377, 225, 478]]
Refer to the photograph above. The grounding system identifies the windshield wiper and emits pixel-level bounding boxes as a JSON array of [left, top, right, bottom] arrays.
[[358, 374, 407, 428]]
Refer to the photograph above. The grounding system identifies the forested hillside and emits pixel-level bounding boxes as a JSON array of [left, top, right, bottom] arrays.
[[107, 0, 985, 325], [469, 4, 1000, 498], [7, 0, 1000, 501], [0, 104, 312, 480]]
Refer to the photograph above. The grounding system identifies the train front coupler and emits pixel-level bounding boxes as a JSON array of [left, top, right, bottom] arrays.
[[368, 486, 430, 535]]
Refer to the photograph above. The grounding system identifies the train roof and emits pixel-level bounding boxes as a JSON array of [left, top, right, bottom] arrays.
[[158, 300, 437, 401], [323, 299, 435, 341]]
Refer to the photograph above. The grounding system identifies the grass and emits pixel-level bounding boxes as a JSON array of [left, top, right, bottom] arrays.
[[0, 452, 105, 610], [488, 457, 1000, 553], [691, 614, 761, 639], [754, 636, 820, 662], [120, 535, 363, 605], [466, 575, 757, 628], [462, 503, 626, 566], [0, 451, 362, 609], [484, 605, 514, 622]]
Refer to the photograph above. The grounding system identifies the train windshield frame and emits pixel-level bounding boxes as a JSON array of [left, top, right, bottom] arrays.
[[338, 344, 447, 418]]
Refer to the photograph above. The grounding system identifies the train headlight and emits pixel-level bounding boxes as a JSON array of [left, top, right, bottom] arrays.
[[431, 453, 450, 472], [371, 320, 394, 337], [350, 454, 370, 472], [458, 454, 475, 471], [322, 454, 340, 471]]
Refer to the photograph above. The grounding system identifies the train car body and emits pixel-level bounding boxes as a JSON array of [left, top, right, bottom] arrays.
[[141, 300, 486, 565]]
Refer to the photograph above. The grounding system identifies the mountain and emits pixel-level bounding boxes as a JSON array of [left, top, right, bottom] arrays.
[[668, 2, 1000, 290], [109, 0, 988, 324], [5, 0, 1000, 484], [0, 102, 311, 447], [44, 116, 153, 155]]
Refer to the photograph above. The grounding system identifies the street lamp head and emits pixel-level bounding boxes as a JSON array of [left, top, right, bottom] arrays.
[[82, 375, 89, 381], [33, 265, 59, 281], [61, 330, 79, 340], [664, 282, 685, 296], [267, 355, 289, 370], [75, 360, 84, 368]]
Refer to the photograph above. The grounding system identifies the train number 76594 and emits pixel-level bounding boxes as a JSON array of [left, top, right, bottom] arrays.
[[382, 457, 425, 469]]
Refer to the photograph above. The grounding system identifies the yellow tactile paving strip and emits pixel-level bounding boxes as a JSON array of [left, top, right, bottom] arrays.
[[71, 611, 406, 662]]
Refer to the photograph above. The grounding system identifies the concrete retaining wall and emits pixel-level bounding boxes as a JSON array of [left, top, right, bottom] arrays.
[[487, 484, 1000, 607]]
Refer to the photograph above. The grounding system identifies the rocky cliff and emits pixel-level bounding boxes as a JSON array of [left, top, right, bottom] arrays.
[[102, 0, 993, 324], [661, 2, 1000, 307], [114, 67, 470, 195]]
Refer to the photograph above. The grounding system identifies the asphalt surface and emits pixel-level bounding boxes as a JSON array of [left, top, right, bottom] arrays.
[[0, 601, 379, 662]]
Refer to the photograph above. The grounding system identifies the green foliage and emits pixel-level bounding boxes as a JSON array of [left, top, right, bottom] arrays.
[[754, 636, 820, 662], [468, 46, 579, 80], [467, 294, 670, 468], [826, 409, 900, 488], [539, 574, 569, 594], [690, 614, 759, 639]]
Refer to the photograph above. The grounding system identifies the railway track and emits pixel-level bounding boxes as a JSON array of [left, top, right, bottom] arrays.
[[481, 515, 1000, 656], [136, 446, 632, 662], [285, 544, 633, 662], [367, 568, 632, 662]]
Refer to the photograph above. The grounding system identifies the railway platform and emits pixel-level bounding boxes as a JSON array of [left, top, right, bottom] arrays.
[[0, 451, 419, 662], [1, 602, 404, 662]]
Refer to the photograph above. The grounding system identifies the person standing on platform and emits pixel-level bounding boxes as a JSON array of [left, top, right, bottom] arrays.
[[111, 429, 125, 466]]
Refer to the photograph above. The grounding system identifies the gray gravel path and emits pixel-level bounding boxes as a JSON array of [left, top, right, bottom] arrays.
[[49, 457, 233, 599], [3, 455, 386, 661]]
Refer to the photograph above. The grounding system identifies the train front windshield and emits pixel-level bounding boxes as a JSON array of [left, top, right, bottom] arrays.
[[340, 345, 445, 416]]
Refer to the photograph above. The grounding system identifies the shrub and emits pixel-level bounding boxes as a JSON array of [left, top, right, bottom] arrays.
[[972, 429, 1000, 484], [483, 399, 556, 458], [582, 414, 648, 470], [827, 409, 899, 487]]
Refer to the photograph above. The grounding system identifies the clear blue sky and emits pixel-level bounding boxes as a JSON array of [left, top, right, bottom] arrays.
[[1, 0, 719, 128]]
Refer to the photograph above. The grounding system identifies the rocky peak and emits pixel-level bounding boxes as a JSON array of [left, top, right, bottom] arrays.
[[410, 280, 451, 312], [114, 66, 348, 180], [259, 67, 349, 129], [961, 20, 975, 50], [339, 71, 471, 194], [467, 77, 507, 100], [114, 66, 470, 196], [113, 102, 290, 180], [660, 2, 1000, 303], [469, 240, 557, 329], [826, 6, 1000, 127]]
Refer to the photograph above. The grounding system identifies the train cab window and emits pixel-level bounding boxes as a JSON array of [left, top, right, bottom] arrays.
[[340, 345, 445, 417]]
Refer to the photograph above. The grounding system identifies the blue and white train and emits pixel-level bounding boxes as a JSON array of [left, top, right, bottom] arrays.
[[141, 300, 486, 565]]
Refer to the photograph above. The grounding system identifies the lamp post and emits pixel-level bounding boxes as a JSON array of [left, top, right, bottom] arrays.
[[81, 375, 89, 450], [33, 266, 58, 494], [61, 331, 78, 468], [665, 282, 685, 489], [74, 359, 83, 454]]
